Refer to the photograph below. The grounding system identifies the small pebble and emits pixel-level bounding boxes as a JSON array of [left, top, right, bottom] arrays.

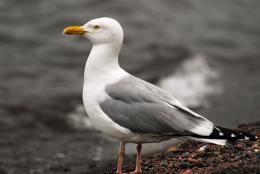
[[167, 146, 183, 152], [252, 143, 258, 149], [182, 152, 190, 157], [256, 152, 260, 160], [198, 145, 207, 152], [236, 144, 243, 149], [245, 150, 253, 158], [179, 162, 192, 168], [166, 152, 177, 158], [187, 157, 201, 165], [180, 169, 193, 174]]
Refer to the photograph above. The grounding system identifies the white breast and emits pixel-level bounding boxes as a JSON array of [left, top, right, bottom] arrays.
[[82, 68, 133, 140]]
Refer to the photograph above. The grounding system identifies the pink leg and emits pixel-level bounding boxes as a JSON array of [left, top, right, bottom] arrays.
[[130, 144, 142, 174], [116, 142, 125, 174]]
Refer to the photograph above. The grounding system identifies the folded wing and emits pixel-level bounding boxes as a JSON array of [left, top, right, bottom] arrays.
[[99, 75, 214, 136]]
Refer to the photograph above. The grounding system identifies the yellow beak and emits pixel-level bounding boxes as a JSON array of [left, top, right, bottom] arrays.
[[63, 26, 87, 35]]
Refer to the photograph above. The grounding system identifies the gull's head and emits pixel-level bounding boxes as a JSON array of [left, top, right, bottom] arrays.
[[63, 17, 123, 45]]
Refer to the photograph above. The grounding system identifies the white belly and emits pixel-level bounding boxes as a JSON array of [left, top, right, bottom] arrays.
[[82, 78, 134, 139]]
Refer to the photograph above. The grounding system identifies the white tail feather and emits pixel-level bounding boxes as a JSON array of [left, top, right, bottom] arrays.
[[189, 137, 227, 145]]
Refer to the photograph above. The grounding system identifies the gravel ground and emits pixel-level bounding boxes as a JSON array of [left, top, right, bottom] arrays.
[[106, 121, 260, 174]]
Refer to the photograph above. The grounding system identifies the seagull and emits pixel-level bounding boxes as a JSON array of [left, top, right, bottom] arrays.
[[63, 17, 257, 174]]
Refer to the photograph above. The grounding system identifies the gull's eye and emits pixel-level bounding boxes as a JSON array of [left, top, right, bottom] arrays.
[[93, 25, 100, 30]]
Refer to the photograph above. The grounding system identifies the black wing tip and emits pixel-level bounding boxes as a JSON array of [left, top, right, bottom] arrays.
[[210, 126, 258, 141], [190, 126, 258, 141]]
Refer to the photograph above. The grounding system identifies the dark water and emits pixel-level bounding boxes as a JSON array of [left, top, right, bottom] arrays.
[[0, 0, 260, 173]]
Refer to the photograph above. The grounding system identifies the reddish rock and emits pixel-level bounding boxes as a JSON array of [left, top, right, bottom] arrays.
[[180, 169, 193, 174]]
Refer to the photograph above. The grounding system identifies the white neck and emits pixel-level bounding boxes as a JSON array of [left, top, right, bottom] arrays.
[[84, 43, 124, 83]]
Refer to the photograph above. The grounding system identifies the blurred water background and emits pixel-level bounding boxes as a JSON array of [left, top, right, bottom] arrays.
[[0, 0, 260, 173]]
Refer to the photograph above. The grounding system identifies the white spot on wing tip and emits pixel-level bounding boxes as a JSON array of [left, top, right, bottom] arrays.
[[231, 134, 236, 138], [219, 132, 224, 136]]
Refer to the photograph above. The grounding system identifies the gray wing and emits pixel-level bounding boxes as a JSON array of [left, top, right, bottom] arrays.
[[100, 75, 213, 136]]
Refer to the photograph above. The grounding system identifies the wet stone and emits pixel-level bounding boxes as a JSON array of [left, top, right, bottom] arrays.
[[179, 162, 192, 169], [182, 152, 190, 158], [166, 152, 177, 158]]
